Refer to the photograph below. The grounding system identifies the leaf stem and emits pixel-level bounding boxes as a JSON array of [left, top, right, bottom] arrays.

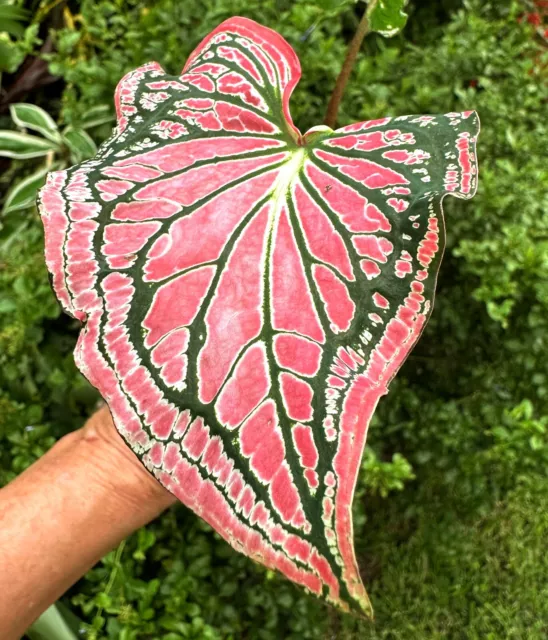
[[324, 6, 371, 129]]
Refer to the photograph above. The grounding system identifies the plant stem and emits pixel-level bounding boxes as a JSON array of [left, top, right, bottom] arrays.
[[324, 6, 371, 129]]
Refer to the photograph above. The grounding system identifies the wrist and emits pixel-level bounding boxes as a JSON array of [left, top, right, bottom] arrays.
[[68, 406, 176, 516]]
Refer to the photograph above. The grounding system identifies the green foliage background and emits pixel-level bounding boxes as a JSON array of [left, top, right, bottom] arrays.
[[1, 0, 547, 637]]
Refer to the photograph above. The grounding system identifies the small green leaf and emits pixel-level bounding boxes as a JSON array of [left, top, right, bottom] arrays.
[[367, 0, 408, 37], [80, 104, 115, 130], [0, 298, 16, 313], [0, 131, 58, 159], [10, 103, 61, 143], [3, 164, 59, 213], [95, 593, 112, 608], [62, 128, 97, 162]]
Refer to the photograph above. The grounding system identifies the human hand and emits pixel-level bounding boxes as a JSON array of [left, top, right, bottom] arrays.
[[0, 407, 176, 639]]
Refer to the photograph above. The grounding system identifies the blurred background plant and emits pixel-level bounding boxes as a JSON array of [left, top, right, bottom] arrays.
[[0, 0, 547, 638], [0, 101, 113, 212]]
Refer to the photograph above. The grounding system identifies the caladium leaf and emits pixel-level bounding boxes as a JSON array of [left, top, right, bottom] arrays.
[[37, 17, 479, 617]]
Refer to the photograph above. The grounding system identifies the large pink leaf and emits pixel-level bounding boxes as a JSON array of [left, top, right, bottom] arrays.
[[38, 17, 479, 616]]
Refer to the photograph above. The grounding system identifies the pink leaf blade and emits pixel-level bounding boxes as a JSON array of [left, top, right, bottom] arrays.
[[37, 16, 480, 619]]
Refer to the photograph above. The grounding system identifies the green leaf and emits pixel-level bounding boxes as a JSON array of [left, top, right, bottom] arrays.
[[367, 0, 408, 37], [62, 127, 97, 162], [0, 34, 23, 73], [10, 103, 61, 143], [3, 164, 60, 213], [0, 23, 40, 73], [0, 4, 30, 37], [0, 4, 30, 21], [0, 298, 16, 313], [80, 104, 116, 130], [0, 131, 58, 159], [26, 603, 79, 640]]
